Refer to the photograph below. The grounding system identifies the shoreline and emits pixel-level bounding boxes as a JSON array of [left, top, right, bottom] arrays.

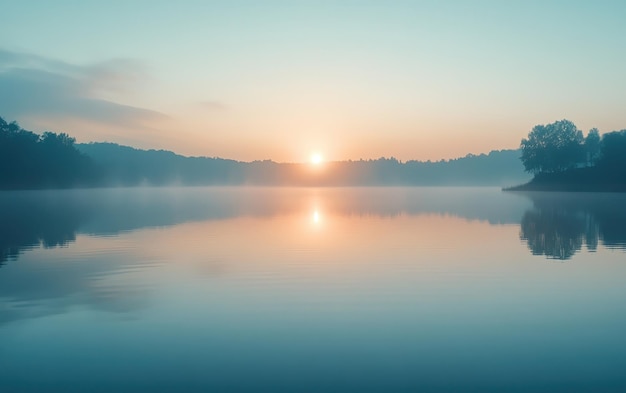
[[503, 167, 626, 193]]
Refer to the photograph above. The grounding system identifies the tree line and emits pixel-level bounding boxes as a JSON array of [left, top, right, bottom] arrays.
[[1, 115, 529, 189], [520, 119, 626, 175], [0, 116, 100, 189]]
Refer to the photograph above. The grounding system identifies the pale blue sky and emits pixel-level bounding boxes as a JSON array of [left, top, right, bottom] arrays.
[[1, 1, 625, 161]]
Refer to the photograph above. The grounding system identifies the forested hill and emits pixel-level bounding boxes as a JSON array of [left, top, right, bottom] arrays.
[[76, 143, 246, 186], [78, 142, 529, 187], [1, 115, 530, 189]]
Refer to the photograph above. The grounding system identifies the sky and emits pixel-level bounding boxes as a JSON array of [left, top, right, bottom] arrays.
[[1, 0, 626, 162]]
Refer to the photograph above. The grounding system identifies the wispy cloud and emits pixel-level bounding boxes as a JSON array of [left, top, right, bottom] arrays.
[[0, 48, 166, 128], [197, 100, 227, 112]]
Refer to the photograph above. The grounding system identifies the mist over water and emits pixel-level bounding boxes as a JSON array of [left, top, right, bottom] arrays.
[[1, 187, 625, 392]]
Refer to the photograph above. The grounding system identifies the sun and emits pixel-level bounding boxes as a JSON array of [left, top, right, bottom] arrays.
[[310, 153, 323, 165]]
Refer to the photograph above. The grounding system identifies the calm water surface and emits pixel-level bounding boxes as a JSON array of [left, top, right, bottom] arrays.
[[1, 187, 625, 392]]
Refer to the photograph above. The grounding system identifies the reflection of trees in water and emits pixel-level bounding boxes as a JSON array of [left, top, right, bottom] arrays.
[[0, 195, 82, 265], [520, 193, 626, 260], [3, 189, 624, 266], [0, 188, 528, 268], [520, 209, 589, 259]]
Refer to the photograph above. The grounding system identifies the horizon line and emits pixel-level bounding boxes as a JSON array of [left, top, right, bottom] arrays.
[[78, 140, 521, 165]]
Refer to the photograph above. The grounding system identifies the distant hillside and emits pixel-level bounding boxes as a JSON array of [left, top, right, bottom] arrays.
[[1, 115, 530, 189], [78, 142, 529, 187], [77, 142, 246, 186]]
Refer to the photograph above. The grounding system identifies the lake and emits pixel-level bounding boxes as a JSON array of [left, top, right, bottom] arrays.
[[1, 187, 625, 392]]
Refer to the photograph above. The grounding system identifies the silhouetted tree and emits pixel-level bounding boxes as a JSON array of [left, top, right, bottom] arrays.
[[584, 128, 601, 166], [598, 130, 626, 172], [520, 120, 585, 174]]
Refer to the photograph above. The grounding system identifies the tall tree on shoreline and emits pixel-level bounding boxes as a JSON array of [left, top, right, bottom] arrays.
[[598, 130, 626, 172], [584, 128, 601, 167]]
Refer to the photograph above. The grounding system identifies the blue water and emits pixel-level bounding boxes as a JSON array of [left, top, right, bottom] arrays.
[[1, 187, 625, 392]]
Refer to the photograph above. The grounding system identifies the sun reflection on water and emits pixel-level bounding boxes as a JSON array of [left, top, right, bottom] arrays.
[[312, 210, 320, 224]]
